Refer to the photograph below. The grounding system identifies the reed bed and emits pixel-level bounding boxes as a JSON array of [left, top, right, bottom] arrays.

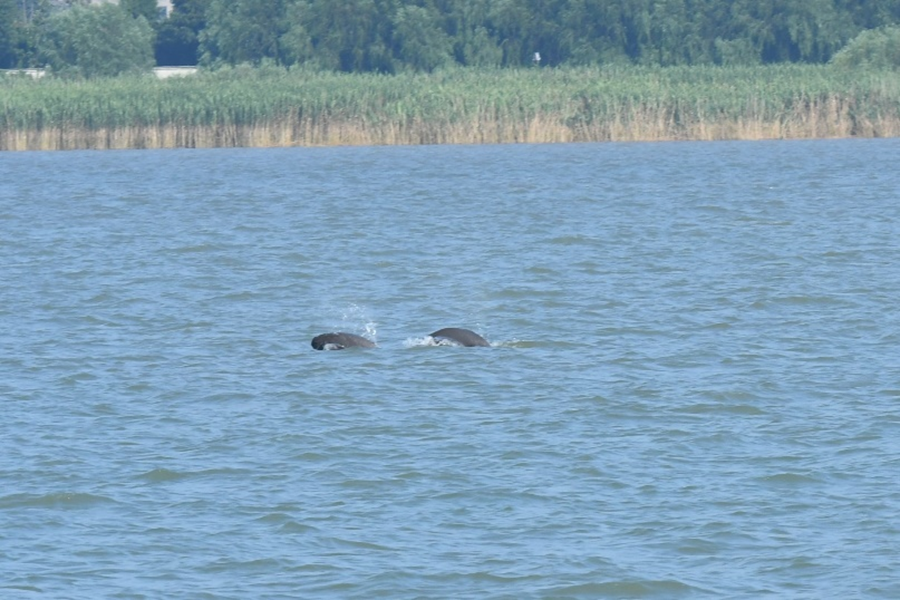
[[2, 65, 899, 150]]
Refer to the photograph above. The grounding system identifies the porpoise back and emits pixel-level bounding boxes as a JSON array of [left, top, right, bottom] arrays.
[[311, 332, 377, 350], [428, 327, 491, 347]]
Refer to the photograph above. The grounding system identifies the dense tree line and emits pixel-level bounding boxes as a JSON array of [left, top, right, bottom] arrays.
[[2, 0, 900, 73]]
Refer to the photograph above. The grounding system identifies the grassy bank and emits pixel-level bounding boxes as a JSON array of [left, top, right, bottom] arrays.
[[2, 65, 899, 150]]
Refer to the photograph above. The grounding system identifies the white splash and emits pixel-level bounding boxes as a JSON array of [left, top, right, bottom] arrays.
[[403, 336, 447, 348], [339, 303, 377, 343]]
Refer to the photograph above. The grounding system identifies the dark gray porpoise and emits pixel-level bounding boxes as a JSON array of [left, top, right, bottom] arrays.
[[311, 332, 377, 350], [428, 327, 491, 347]]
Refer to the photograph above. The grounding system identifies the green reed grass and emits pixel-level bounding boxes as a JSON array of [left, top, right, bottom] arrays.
[[2, 65, 899, 150]]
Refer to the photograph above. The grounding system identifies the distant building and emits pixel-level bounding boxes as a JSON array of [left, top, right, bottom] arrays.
[[86, 0, 174, 19], [156, 0, 173, 18]]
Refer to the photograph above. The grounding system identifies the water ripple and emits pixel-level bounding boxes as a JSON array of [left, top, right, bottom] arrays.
[[1, 140, 899, 598]]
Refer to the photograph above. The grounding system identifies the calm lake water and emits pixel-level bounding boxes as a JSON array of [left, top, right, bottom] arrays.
[[2, 139, 899, 599]]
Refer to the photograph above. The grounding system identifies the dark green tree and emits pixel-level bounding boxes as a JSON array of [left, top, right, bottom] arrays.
[[439, 0, 502, 66], [520, 0, 569, 66], [301, 0, 394, 72], [39, 2, 154, 77], [558, 0, 632, 65], [0, 0, 18, 67], [121, 0, 159, 22], [155, 0, 209, 65], [392, 4, 452, 71], [831, 24, 900, 69], [200, 0, 289, 65], [279, 0, 313, 64], [486, 0, 530, 66], [5, 0, 47, 67], [836, 0, 900, 30], [181, 0, 900, 71]]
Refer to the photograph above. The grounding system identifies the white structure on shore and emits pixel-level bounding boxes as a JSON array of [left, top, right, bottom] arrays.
[[2, 67, 197, 79], [87, 0, 174, 19]]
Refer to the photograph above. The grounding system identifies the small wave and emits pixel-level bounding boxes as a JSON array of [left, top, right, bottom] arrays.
[[490, 339, 535, 348], [138, 467, 251, 483], [549, 578, 703, 597], [759, 472, 823, 485], [138, 468, 187, 482], [59, 371, 98, 385], [1, 585, 43, 594], [0, 492, 115, 509], [200, 557, 285, 573], [675, 403, 766, 416], [167, 243, 226, 254], [328, 537, 396, 552], [279, 521, 318, 534], [403, 336, 525, 348], [768, 294, 854, 307], [548, 234, 597, 246]]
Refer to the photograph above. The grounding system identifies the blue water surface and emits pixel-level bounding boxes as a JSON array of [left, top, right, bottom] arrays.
[[1, 139, 899, 598]]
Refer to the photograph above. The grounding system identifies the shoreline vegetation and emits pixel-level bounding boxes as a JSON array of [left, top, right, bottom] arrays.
[[2, 65, 899, 151]]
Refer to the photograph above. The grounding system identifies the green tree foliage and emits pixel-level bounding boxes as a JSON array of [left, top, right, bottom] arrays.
[[191, 0, 900, 72], [278, 1, 313, 65], [14, 0, 900, 73], [300, 0, 394, 72], [155, 0, 209, 65], [557, 0, 632, 65], [836, 0, 900, 30], [0, 0, 18, 67], [7, 0, 65, 68], [437, 0, 502, 66], [830, 25, 900, 69], [392, 4, 452, 71], [121, 0, 159, 22], [39, 2, 154, 77], [201, 0, 290, 65]]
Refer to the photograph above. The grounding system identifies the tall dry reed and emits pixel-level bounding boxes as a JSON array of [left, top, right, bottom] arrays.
[[2, 65, 898, 151]]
